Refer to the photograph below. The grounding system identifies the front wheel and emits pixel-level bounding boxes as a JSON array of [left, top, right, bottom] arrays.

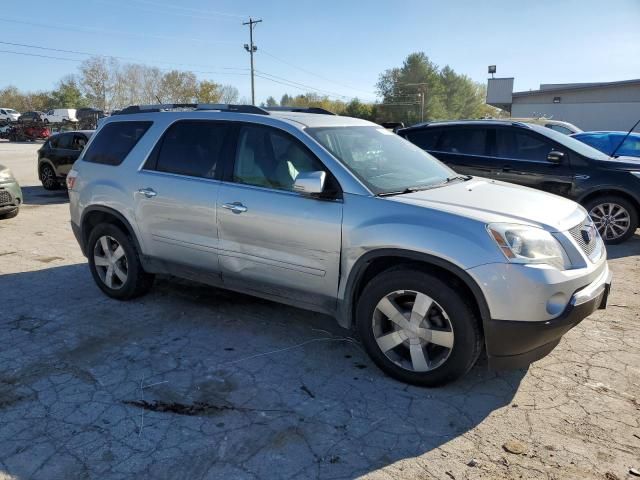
[[356, 268, 482, 387], [0, 208, 19, 220], [584, 195, 638, 244], [87, 223, 155, 300]]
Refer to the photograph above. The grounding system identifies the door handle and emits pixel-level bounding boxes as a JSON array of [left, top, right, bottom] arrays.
[[222, 202, 248, 214], [137, 188, 157, 198]]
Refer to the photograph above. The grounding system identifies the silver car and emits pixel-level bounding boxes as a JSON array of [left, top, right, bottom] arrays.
[[0, 164, 22, 219], [67, 104, 611, 386]]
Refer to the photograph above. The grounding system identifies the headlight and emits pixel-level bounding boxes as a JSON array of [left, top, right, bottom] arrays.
[[488, 223, 570, 270], [631, 171, 640, 180]]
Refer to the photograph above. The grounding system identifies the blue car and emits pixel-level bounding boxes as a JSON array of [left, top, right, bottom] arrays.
[[571, 131, 640, 158]]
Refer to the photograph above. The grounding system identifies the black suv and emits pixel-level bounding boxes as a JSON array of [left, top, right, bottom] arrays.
[[399, 120, 640, 243], [38, 130, 94, 190]]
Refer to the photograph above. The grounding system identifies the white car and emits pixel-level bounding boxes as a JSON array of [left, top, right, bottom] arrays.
[[0, 108, 20, 122], [43, 109, 78, 123]]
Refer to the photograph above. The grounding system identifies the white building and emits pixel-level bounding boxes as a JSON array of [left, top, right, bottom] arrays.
[[486, 78, 640, 131]]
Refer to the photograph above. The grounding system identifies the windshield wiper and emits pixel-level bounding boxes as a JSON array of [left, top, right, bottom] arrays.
[[376, 175, 472, 197]]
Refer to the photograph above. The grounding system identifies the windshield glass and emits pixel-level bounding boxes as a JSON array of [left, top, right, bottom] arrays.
[[528, 124, 610, 160], [6, 109, 17, 114], [306, 126, 455, 194]]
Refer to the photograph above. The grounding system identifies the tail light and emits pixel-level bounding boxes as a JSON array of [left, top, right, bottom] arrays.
[[66, 169, 78, 190]]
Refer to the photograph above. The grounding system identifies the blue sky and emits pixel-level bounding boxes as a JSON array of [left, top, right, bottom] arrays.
[[1, 0, 639, 104]]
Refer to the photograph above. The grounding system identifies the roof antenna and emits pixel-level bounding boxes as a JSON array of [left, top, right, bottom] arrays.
[[610, 118, 640, 158], [155, 95, 163, 104]]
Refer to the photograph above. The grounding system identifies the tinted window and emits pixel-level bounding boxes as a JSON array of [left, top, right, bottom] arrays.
[[233, 125, 326, 191], [152, 121, 229, 178], [48, 136, 59, 149], [56, 134, 72, 149], [84, 121, 151, 166], [405, 128, 441, 150], [71, 134, 89, 151], [574, 133, 612, 154], [437, 128, 487, 155], [547, 124, 573, 135], [618, 135, 640, 157], [495, 129, 554, 161]]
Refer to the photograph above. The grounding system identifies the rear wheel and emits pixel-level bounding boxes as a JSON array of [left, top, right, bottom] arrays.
[[356, 268, 482, 387], [87, 223, 154, 300], [584, 195, 638, 244], [39, 164, 59, 190]]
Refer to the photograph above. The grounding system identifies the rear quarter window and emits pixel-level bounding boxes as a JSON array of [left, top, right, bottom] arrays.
[[83, 121, 152, 166]]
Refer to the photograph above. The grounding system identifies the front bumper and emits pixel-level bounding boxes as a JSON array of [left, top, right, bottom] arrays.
[[0, 179, 22, 212], [485, 264, 612, 369]]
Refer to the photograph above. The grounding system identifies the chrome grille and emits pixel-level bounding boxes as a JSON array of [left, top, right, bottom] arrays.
[[0, 189, 12, 206], [569, 218, 599, 259]]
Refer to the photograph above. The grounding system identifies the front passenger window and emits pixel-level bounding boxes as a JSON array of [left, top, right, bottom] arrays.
[[233, 125, 326, 192], [495, 130, 555, 162]]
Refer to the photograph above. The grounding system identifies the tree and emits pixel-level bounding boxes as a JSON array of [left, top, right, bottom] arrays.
[[265, 96, 278, 107], [197, 80, 222, 103], [79, 56, 118, 111], [219, 85, 239, 103], [344, 98, 374, 120], [280, 93, 292, 106], [158, 70, 198, 104], [49, 75, 87, 108]]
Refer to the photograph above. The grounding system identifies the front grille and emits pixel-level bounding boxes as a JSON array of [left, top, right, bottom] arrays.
[[0, 189, 12, 206], [569, 218, 599, 259]]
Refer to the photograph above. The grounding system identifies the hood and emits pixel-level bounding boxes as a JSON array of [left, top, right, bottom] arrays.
[[390, 177, 585, 232], [593, 156, 640, 169]]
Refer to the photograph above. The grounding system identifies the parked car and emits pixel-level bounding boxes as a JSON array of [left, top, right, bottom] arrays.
[[0, 108, 20, 122], [18, 111, 45, 123], [510, 118, 582, 135], [76, 108, 106, 129], [38, 130, 93, 189], [67, 104, 611, 386], [399, 120, 640, 243], [43, 108, 78, 124], [571, 131, 640, 158], [0, 164, 22, 219]]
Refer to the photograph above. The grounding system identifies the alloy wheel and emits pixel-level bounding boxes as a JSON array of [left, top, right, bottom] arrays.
[[589, 202, 631, 241], [372, 290, 454, 372], [40, 166, 56, 189], [93, 235, 128, 290]]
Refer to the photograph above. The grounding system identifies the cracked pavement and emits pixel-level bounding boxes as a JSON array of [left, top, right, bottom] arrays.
[[0, 142, 639, 480]]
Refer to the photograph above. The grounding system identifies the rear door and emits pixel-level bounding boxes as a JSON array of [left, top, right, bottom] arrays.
[[216, 123, 343, 310], [133, 120, 232, 273], [429, 126, 498, 178], [490, 126, 574, 196], [51, 133, 75, 175]]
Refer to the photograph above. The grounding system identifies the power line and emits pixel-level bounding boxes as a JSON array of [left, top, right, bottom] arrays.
[[254, 72, 354, 101], [0, 49, 250, 77], [0, 16, 236, 46], [260, 49, 377, 98], [92, 0, 245, 23], [0, 40, 248, 73], [256, 70, 351, 99], [128, 0, 246, 18]]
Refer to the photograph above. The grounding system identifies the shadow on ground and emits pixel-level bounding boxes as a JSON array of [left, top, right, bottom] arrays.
[[606, 232, 640, 259], [20, 185, 69, 206], [0, 264, 525, 479]]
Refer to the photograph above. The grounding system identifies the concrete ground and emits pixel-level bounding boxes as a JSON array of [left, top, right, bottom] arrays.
[[0, 141, 639, 480]]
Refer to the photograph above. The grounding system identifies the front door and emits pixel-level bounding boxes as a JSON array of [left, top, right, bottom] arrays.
[[217, 124, 343, 311], [490, 127, 574, 197], [133, 120, 232, 273]]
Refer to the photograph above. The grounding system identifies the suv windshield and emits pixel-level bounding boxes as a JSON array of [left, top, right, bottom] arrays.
[[306, 126, 455, 194], [527, 124, 610, 160]]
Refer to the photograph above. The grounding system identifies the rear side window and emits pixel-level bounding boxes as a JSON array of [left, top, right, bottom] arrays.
[[48, 136, 59, 148], [83, 121, 151, 166], [405, 128, 441, 150], [437, 127, 487, 156], [56, 133, 72, 149], [147, 121, 230, 179]]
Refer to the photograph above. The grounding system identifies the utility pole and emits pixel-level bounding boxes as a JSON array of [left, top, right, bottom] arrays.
[[404, 82, 428, 122], [243, 17, 262, 105]]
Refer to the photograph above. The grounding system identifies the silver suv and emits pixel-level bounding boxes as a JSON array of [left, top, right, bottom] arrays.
[[68, 104, 612, 386]]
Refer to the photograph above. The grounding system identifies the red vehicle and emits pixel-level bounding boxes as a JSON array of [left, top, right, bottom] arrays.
[[6, 124, 51, 142]]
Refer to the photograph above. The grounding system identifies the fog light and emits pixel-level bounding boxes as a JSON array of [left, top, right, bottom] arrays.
[[547, 293, 568, 316]]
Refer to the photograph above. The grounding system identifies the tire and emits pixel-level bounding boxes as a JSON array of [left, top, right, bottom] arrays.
[[356, 268, 482, 387], [43, 119, 49, 124], [584, 195, 638, 244], [0, 208, 19, 220], [39, 164, 59, 190], [87, 223, 155, 300]]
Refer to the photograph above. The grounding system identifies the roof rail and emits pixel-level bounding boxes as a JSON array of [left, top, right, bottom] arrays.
[[265, 106, 336, 115], [511, 121, 532, 128], [113, 103, 269, 115]]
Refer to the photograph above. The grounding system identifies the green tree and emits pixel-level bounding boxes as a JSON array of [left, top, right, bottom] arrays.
[[49, 76, 87, 108], [196, 80, 222, 103], [265, 96, 278, 107], [280, 93, 292, 106], [343, 98, 374, 120]]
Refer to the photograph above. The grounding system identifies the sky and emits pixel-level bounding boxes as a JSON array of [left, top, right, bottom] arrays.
[[0, 0, 639, 104]]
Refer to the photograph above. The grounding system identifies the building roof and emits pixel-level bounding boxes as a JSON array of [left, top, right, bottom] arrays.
[[513, 79, 640, 98]]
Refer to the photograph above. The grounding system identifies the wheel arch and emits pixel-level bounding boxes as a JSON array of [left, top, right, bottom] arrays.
[[38, 158, 57, 176], [338, 249, 491, 333], [80, 206, 143, 258], [578, 188, 640, 217]]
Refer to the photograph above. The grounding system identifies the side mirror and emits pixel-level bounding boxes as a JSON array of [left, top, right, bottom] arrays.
[[547, 151, 565, 163], [293, 171, 326, 195]]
